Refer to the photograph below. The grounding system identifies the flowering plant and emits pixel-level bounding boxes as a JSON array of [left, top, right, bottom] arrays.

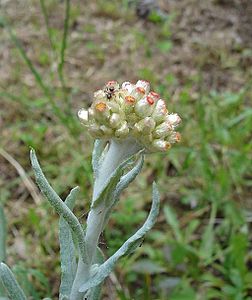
[[0, 80, 181, 300]]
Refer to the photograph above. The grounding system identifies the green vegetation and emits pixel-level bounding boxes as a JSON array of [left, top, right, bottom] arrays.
[[0, 0, 251, 299]]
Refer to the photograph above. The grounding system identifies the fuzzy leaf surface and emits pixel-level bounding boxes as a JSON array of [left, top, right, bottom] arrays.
[[59, 187, 79, 299], [102, 154, 144, 228], [0, 263, 26, 300], [79, 183, 160, 293], [30, 149, 87, 263]]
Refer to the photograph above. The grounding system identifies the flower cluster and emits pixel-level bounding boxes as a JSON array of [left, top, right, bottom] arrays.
[[78, 80, 181, 152]]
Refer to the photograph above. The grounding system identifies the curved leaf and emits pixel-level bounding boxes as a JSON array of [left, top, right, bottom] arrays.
[[79, 183, 160, 293], [59, 187, 80, 299], [0, 263, 26, 300], [102, 154, 144, 229], [30, 149, 87, 263]]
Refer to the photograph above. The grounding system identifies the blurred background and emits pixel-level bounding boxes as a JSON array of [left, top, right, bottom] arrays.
[[0, 0, 252, 299]]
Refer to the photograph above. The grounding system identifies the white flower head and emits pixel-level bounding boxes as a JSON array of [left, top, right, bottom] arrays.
[[78, 80, 181, 153]]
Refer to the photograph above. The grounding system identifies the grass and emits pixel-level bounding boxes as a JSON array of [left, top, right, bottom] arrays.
[[0, 0, 252, 299]]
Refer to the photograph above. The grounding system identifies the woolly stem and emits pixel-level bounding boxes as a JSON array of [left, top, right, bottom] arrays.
[[70, 139, 141, 300]]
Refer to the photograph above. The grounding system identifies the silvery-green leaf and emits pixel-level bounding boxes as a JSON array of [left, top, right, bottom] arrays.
[[115, 153, 144, 197], [59, 187, 79, 300], [102, 154, 144, 229], [0, 205, 6, 263], [92, 140, 107, 179], [30, 149, 87, 263], [91, 153, 135, 209], [0, 263, 27, 300], [79, 183, 160, 293], [88, 247, 105, 300]]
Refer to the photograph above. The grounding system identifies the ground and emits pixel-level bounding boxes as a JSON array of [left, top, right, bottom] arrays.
[[0, 0, 252, 299]]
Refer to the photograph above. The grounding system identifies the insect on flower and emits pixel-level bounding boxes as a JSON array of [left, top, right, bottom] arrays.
[[103, 80, 119, 100]]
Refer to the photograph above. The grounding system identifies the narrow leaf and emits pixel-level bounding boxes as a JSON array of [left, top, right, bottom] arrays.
[[163, 205, 182, 242], [79, 183, 160, 293], [92, 151, 140, 208], [30, 149, 87, 263], [59, 187, 79, 299], [0, 205, 6, 263], [102, 154, 144, 229], [0, 263, 27, 300], [115, 154, 144, 197], [88, 247, 105, 300]]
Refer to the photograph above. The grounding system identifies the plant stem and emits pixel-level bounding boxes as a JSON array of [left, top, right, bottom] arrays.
[[70, 139, 141, 300], [86, 139, 141, 261]]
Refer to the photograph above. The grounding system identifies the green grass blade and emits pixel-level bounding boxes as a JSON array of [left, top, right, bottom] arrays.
[[0, 15, 66, 124], [58, 0, 70, 89], [39, 0, 56, 53], [0, 16, 50, 99], [0, 263, 27, 300]]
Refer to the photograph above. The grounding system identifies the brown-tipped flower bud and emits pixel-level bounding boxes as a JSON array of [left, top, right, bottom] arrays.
[[134, 117, 156, 134], [166, 113, 181, 127], [134, 96, 155, 118], [152, 139, 171, 152], [93, 102, 110, 121], [153, 122, 172, 138], [151, 99, 168, 123], [136, 80, 150, 94], [169, 132, 181, 143]]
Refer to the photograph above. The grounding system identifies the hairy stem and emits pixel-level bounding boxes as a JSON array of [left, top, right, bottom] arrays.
[[70, 139, 141, 300]]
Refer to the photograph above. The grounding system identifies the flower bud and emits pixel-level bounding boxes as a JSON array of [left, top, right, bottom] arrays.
[[134, 117, 156, 134], [151, 99, 168, 123], [115, 121, 129, 138], [136, 80, 150, 94], [134, 96, 155, 118], [122, 81, 134, 93], [109, 113, 121, 128], [153, 122, 172, 138], [123, 95, 136, 114], [152, 139, 171, 152], [78, 109, 89, 125], [93, 102, 110, 121], [169, 132, 181, 143], [94, 90, 106, 101], [130, 87, 147, 101], [166, 113, 181, 127]]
